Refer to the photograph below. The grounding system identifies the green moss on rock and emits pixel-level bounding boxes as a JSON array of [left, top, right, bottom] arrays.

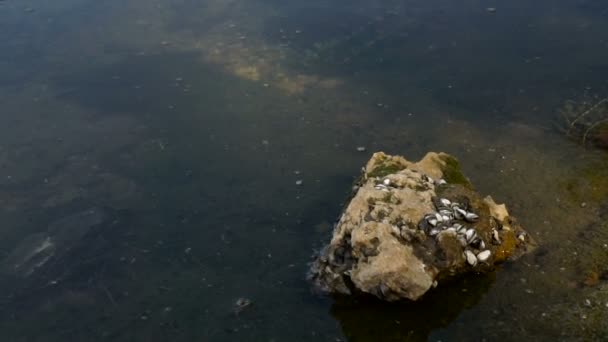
[[367, 163, 405, 179], [439, 155, 473, 189]]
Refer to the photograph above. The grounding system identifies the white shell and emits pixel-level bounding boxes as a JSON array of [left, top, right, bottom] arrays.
[[492, 229, 501, 243], [477, 250, 491, 262], [518, 234, 526, 241], [458, 236, 468, 247], [435, 213, 443, 222], [442, 215, 450, 221], [465, 229, 476, 241], [455, 208, 467, 219], [437, 179, 447, 185], [428, 218, 438, 226], [465, 212, 479, 222], [383, 178, 391, 186], [440, 198, 451, 206], [464, 250, 477, 266]]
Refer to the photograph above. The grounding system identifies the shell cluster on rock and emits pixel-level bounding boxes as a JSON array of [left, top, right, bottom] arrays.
[[308, 152, 536, 302], [418, 197, 492, 266]]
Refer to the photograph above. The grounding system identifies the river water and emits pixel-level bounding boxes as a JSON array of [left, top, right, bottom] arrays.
[[1, 0, 608, 341]]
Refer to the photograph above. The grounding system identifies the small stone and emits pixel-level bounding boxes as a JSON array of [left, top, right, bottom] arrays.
[[383, 178, 390, 186], [580, 202, 587, 208]]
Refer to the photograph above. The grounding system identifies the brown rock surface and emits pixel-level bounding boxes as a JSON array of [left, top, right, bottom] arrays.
[[309, 152, 535, 301]]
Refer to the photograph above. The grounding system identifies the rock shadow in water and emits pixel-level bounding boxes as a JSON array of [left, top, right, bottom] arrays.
[[330, 273, 495, 342]]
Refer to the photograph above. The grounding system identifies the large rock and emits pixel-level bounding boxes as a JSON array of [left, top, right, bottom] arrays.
[[309, 152, 535, 301]]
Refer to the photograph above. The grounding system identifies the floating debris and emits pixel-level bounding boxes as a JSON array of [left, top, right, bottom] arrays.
[[356, 146, 367, 152], [233, 297, 253, 314]]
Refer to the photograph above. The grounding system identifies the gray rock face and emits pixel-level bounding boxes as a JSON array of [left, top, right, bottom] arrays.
[[309, 152, 535, 301]]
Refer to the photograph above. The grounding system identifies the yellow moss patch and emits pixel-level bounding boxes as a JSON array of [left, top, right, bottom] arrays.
[[493, 231, 518, 262]]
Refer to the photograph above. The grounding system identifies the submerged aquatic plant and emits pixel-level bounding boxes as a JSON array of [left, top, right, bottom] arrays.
[[558, 95, 608, 148]]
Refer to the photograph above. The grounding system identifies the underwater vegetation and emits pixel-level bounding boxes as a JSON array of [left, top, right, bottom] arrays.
[[557, 95, 608, 149]]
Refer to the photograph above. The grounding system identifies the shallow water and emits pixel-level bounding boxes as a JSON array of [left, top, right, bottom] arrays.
[[1, 0, 608, 341]]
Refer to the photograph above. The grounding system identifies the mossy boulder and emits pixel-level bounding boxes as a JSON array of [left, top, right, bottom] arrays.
[[309, 152, 536, 301]]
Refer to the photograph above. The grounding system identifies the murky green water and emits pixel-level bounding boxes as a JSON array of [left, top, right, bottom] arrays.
[[1, 0, 608, 340]]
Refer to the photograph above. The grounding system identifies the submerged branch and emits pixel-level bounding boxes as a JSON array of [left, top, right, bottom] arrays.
[[583, 118, 608, 145], [568, 98, 608, 135]]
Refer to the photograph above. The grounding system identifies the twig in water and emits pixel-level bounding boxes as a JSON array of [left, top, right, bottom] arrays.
[[568, 98, 608, 135], [100, 284, 117, 307], [583, 118, 608, 145]]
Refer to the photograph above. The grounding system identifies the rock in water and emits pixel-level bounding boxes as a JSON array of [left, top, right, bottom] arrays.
[[308, 152, 535, 301]]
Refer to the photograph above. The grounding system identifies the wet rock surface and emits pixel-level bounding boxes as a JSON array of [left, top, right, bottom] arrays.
[[309, 152, 536, 301]]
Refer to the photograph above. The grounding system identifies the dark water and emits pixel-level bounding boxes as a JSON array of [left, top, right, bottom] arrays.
[[1, 0, 608, 341]]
